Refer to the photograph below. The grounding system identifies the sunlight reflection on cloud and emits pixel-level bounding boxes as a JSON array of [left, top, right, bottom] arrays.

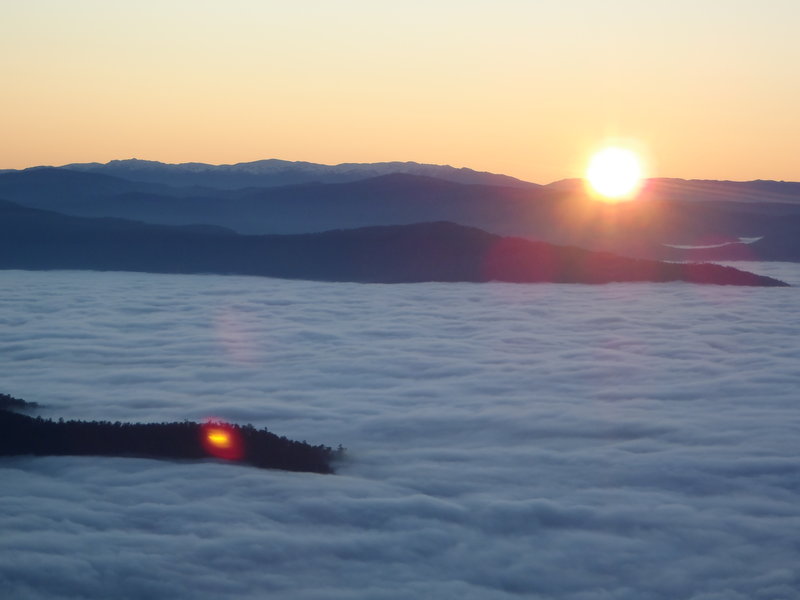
[[214, 306, 265, 366]]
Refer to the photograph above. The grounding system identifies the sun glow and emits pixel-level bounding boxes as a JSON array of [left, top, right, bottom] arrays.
[[585, 147, 644, 201]]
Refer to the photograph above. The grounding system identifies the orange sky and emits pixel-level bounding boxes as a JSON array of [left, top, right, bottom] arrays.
[[2, 1, 798, 184]]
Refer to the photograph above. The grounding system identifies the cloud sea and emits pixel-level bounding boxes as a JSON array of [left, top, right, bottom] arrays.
[[1, 266, 799, 600]]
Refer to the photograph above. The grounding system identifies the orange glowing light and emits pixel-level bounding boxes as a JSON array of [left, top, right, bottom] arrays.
[[585, 147, 644, 201], [207, 429, 232, 448], [200, 420, 244, 461]]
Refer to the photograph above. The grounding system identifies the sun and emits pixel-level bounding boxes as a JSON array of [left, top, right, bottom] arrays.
[[585, 147, 644, 201]]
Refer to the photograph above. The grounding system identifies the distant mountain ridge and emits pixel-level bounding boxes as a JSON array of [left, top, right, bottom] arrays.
[[0, 199, 787, 286], [548, 177, 800, 205], [57, 158, 541, 190], [1, 162, 800, 261]]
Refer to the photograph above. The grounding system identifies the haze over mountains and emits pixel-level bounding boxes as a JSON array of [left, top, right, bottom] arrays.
[[1, 159, 799, 264]]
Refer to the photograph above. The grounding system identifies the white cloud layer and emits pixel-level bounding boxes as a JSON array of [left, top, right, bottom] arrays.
[[1, 266, 800, 600]]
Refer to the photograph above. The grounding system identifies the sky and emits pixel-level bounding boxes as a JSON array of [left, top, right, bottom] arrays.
[[2, 0, 799, 183], [2, 268, 800, 599]]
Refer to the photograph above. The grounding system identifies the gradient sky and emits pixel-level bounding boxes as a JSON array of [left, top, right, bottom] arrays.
[[2, 0, 798, 183]]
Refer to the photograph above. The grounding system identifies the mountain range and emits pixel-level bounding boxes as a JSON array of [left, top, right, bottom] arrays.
[[54, 158, 540, 189], [1, 160, 799, 262], [0, 199, 787, 286]]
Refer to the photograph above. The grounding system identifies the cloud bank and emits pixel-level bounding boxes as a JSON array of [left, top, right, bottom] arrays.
[[1, 267, 799, 599]]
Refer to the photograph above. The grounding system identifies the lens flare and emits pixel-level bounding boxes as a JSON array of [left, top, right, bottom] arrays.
[[201, 419, 244, 461], [208, 430, 231, 448]]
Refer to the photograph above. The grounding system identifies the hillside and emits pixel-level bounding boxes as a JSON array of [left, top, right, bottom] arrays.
[[0, 200, 787, 286]]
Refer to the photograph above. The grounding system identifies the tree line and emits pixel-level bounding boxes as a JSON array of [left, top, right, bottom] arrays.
[[0, 393, 341, 474]]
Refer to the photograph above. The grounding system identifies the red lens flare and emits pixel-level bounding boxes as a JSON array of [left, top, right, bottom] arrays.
[[200, 419, 244, 461]]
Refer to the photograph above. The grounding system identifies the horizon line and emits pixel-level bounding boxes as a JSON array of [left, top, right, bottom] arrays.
[[3, 158, 799, 187]]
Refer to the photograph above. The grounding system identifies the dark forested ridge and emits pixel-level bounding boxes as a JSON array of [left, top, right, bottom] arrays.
[[0, 394, 339, 474], [0, 200, 788, 286], [0, 392, 39, 413]]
